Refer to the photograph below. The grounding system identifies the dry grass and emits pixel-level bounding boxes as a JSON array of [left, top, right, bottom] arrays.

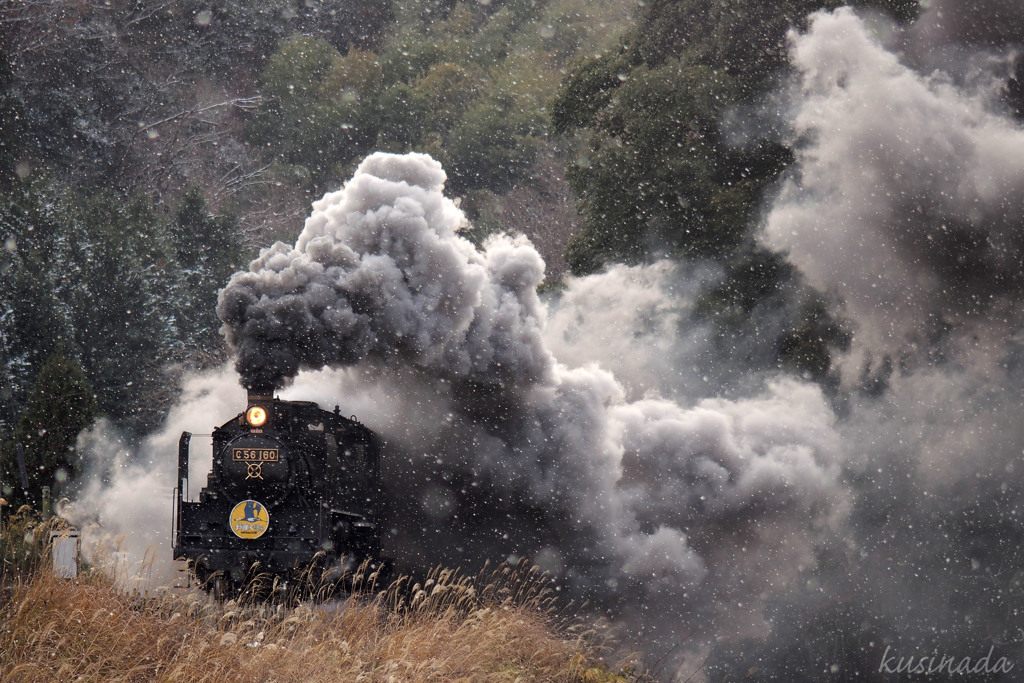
[[0, 513, 633, 682]]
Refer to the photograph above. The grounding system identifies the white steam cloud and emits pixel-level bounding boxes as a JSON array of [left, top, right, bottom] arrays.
[[68, 367, 245, 586], [762, 7, 1024, 375]]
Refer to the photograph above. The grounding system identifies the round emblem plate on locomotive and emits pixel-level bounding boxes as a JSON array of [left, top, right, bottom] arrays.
[[229, 499, 270, 539]]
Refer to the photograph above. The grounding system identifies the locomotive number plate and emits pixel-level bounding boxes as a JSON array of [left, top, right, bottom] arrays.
[[232, 448, 280, 462]]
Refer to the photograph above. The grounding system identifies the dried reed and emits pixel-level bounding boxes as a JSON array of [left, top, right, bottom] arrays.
[[0, 514, 633, 682]]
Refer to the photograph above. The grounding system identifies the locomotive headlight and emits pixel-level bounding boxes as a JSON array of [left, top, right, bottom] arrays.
[[246, 405, 268, 428]]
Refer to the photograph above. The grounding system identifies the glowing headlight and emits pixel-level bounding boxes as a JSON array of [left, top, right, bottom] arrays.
[[246, 405, 268, 428]]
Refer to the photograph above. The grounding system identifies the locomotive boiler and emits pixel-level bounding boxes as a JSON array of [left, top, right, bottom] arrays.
[[172, 388, 384, 597]]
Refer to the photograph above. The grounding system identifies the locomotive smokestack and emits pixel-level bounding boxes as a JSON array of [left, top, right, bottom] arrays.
[[246, 384, 274, 404]]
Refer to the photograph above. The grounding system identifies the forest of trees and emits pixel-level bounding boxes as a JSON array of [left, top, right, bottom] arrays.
[[0, 0, 936, 506]]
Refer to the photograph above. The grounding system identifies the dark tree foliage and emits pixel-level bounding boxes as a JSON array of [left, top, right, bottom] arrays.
[[375, 83, 433, 151], [0, 350, 96, 508], [1, 0, 395, 196], [377, 1, 549, 193], [442, 92, 543, 195], [70, 192, 175, 427], [870, 0, 921, 23], [248, 0, 550, 197], [303, 0, 396, 51], [135, 0, 395, 74], [0, 174, 243, 437], [3, 1, 156, 189], [170, 190, 243, 353], [628, 0, 835, 93], [561, 61, 793, 271], [0, 0, 288, 447], [550, 56, 623, 137], [0, 176, 79, 412], [0, 49, 26, 188], [554, 0, 920, 275], [552, 0, 916, 378], [1006, 54, 1024, 120], [383, 0, 547, 77], [248, 36, 384, 190]]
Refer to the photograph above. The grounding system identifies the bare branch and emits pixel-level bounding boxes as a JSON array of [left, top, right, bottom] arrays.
[[139, 96, 264, 132], [124, 0, 175, 26]]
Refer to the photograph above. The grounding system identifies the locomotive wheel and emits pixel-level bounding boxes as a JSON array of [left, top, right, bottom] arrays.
[[211, 574, 233, 601]]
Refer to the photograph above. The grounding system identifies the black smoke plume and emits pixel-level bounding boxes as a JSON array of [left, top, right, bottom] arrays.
[[218, 153, 551, 392], [218, 151, 848, 674]]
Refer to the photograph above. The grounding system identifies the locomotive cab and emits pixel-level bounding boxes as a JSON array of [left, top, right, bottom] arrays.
[[172, 389, 384, 596]]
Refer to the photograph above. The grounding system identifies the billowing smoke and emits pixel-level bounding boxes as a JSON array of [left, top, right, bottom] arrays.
[[541, 261, 782, 402], [762, 7, 1024, 376], [218, 153, 552, 392], [216, 151, 848, 667], [541, 261, 691, 400], [709, 6, 1024, 680]]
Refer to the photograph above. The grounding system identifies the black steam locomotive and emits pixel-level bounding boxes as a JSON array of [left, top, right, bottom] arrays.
[[172, 389, 384, 597]]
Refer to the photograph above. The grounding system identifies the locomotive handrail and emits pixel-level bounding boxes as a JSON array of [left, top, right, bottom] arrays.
[[171, 486, 178, 553], [329, 508, 366, 518], [178, 432, 192, 495], [175, 432, 191, 552]]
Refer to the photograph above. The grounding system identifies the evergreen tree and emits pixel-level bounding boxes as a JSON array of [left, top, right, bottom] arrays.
[[0, 350, 96, 507], [0, 175, 80, 422], [0, 48, 26, 188], [170, 189, 242, 356], [0, 304, 26, 436], [1006, 54, 1024, 120], [70, 191, 176, 431]]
